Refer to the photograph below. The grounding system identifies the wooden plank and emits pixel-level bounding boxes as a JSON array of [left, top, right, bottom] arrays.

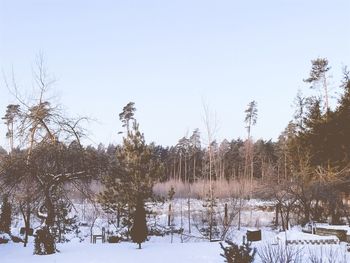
[[315, 228, 347, 242]]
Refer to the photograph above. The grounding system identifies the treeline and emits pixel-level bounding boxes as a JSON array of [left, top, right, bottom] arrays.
[[1, 57, 350, 252]]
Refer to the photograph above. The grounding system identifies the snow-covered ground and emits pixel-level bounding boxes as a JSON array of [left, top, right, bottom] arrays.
[[1, 198, 350, 262], [0, 240, 222, 263], [2, 229, 349, 263]]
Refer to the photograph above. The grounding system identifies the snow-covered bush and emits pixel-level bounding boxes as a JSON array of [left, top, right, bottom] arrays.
[[107, 235, 120, 243], [308, 245, 348, 263], [257, 242, 303, 263], [34, 228, 56, 255], [0, 232, 11, 244], [220, 240, 256, 263]]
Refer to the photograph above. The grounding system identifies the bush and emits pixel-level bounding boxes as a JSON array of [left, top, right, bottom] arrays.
[[107, 236, 121, 243], [52, 199, 80, 243], [220, 240, 256, 263], [257, 242, 303, 263], [0, 195, 12, 234], [308, 246, 348, 263], [34, 228, 56, 255], [0, 232, 10, 244], [11, 235, 24, 243], [130, 198, 148, 249]]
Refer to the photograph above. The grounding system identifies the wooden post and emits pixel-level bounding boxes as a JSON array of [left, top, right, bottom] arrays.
[[168, 204, 171, 227], [102, 227, 105, 243], [275, 203, 279, 227]]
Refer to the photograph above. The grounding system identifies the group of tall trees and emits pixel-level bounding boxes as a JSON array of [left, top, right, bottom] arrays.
[[265, 58, 350, 228], [1, 57, 350, 252]]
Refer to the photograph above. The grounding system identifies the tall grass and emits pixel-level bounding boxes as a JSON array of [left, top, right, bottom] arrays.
[[153, 178, 258, 199]]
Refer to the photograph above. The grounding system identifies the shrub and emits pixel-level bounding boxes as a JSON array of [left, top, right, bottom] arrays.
[[220, 240, 256, 263], [308, 245, 348, 263], [34, 228, 56, 255], [257, 242, 303, 263], [0, 232, 10, 244], [0, 195, 12, 234], [11, 235, 24, 243], [107, 236, 120, 243]]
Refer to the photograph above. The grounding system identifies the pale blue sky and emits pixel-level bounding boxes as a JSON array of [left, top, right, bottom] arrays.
[[0, 0, 349, 148]]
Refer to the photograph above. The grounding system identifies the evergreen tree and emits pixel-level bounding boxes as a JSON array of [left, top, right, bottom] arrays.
[[220, 240, 256, 263], [130, 197, 148, 249], [99, 103, 162, 237], [52, 198, 80, 243], [334, 68, 350, 167], [0, 195, 12, 234], [304, 58, 331, 112], [34, 227, 55, 255], [119, 102, 136, 134], [244, 101, 258, 139]]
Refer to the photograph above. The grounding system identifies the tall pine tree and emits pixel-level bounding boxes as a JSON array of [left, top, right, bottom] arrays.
[[99, 103, 162, 237]]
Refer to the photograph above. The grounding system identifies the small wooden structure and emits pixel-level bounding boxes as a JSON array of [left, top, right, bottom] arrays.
[[247, 230, 262, 242], [92, 227, 106, 244]]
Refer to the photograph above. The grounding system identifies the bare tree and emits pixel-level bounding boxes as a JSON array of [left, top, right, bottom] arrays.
[[244, 100, 258, 196], [1, 55, 92, 253], [202, 103, 218, 241]]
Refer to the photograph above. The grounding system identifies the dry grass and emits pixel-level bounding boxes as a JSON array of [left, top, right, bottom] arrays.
[[153, 179, 259, 199]]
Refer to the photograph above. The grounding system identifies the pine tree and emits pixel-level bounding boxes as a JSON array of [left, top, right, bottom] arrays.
[[0, 195, 12, 234], [130, 197, 148, 249], [99, 103, 162, 237], [304, 58, 331, 112], [52, 198, 80, 243]]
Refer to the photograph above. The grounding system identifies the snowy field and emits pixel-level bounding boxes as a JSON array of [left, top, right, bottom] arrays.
[[1, 240, 222, 263], [2, 231, 349, 263], [1, 198, 350, 263]]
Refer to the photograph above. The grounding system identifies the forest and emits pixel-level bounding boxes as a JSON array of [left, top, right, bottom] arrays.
[[1, 57, 350, 262]]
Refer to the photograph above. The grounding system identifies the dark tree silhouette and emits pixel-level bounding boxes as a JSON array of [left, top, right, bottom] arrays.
[[130, 197, 148, 249], [0, 195, 12, 234], [220, 240, 256, 263]]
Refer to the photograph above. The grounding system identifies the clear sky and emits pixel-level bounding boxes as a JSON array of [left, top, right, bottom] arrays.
[[0, 0, 349, 149]]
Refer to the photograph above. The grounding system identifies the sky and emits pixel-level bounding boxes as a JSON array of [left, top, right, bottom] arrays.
[[0, 0, 349, 149]]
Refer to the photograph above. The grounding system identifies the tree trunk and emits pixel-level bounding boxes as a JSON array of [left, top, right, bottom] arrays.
[[275, 204, 279, 227], [280, 208, 285, 231], [20, 202, 31, 247], [179, 155, 182, 182], [168, 204, 171, 227], [117, 207, 120, 228], [238, 199, 241, 230], [188, 195, 191, 233]]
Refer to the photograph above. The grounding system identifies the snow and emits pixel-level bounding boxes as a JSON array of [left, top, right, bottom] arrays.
[[2, 228, 348, 263], [0, 240, 222, 263], [1, 198, 350, 262], [0, 233, 11, 242], [276, 230, 339, 242]]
